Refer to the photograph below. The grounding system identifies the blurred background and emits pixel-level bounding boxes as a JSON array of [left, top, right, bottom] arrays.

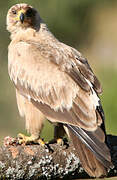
[[0, 0, 117, 143]]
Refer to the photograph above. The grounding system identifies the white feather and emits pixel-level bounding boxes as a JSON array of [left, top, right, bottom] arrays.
[[85, 79, 100, 108]]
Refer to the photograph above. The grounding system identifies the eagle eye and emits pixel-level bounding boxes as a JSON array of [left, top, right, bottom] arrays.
[[12, 9, 17, 15]]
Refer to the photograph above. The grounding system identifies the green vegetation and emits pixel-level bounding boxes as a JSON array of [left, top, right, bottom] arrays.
[[99, 68, 117, 135]]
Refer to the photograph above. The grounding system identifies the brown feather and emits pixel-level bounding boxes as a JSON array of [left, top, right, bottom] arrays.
[[70, 132, 107, 177], [75, 56, 102, 94], [67, 67, 90, 92], [66, 125, 112, 177]]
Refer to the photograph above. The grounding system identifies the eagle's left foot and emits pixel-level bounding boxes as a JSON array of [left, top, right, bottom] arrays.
[[56, 138, 64, 146], [49, 138, 64, 146]]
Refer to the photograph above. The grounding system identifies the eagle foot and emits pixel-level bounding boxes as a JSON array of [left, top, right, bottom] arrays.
[[49, 138, 65, 146], [56, 138, 64, 146], [17, 133, 45, 146], [37, 138, 45, 146]]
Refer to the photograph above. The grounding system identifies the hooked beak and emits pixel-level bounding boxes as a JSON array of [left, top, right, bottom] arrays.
[[20, 12, 25, 23], [15, 9, 26, 23]]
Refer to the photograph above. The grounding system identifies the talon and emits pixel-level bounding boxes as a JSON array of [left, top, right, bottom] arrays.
[[18, 133, 25, 139], [17, 133, 39, 145], [17, 133, 26, 144], [37, 139, 45, 146], [57, 138, 64, 146]]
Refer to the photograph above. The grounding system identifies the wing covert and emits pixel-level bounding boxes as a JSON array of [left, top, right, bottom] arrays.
[[8, 39, 102, 131]]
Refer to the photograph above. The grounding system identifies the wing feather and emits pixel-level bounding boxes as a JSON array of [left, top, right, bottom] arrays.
[[8, 38, 102, 131]]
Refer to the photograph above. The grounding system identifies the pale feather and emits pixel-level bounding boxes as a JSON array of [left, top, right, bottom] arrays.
[[8, 28, 101, 131], [16, 90, 45, 136]]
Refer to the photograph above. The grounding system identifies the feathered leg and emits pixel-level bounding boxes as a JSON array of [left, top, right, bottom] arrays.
[[16, 90, 45, 145]]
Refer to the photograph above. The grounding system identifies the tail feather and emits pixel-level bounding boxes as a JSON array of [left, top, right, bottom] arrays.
[[65, 124, 113, 177]]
